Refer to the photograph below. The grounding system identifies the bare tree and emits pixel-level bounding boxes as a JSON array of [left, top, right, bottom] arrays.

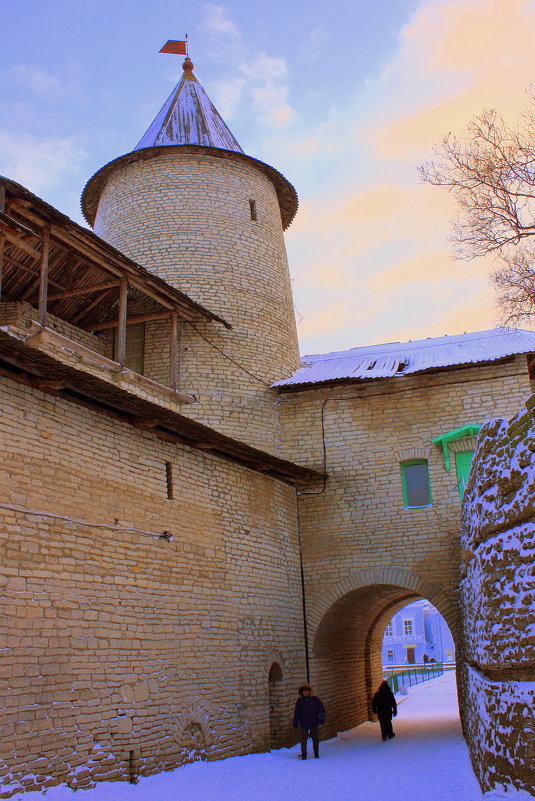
[[419, 98, 535, 326]]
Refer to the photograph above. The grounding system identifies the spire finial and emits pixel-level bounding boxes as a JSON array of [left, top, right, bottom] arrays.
[[159, 35, 193, 76]]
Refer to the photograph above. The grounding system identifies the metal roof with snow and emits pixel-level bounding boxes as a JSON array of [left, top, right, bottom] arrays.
[[134, 58, 244, 152], [272, 328, 535, 388]]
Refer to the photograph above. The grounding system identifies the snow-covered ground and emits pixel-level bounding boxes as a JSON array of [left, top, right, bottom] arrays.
[[10, 672, 533, 801]]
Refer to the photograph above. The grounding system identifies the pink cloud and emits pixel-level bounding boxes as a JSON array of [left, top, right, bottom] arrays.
[[287, 0, 535, 352]]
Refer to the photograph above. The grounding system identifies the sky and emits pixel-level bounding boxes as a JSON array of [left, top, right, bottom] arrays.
[[2, 0, 535, 355]]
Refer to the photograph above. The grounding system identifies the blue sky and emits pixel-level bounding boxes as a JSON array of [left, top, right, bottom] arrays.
[[2, 0, 535, 354]]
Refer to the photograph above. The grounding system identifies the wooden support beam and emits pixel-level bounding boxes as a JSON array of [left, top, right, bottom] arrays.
[[19, 275, 40, 303], [0, 221, 41, 260], [10, 198, 35, 212], [0, 349, 317, 485], [151, 428, 181, 445], [70, 288, 114, 325], [87, 309, 172, 332], [44, 254, 81, 300], [0, 187, 5, 214], [30, 378, 68, 392], [65, 259, 75, 290], [170, 311, 178, 390], [6, 211, 225, 328], [0, 236, 4, 301], [51, 227, 176, 311], [38, 228, 50, 326], [50, 227, 123, 277], [131, 417, 161, 430], [20, 251, 69, 302], [0, 209, 41, 237], [116, 279, 128, 365], [1, 253, 65, 293], [47, 280, 121, 302]]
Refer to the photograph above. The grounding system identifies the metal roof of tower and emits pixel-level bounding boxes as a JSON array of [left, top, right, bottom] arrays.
[[134, 58, 244, 153], [81, 56, 298, 230]]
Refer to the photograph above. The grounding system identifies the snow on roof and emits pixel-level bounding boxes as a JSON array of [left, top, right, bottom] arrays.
[[273, 328, 535, 388]]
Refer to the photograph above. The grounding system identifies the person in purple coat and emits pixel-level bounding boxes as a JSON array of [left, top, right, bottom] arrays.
[[371, 680, 397, 740], [293, 683, 326, 759]]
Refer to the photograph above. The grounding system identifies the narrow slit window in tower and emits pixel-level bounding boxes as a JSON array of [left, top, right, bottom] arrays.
[[165, 462, 174, 499], [249, 199, 257, 221]]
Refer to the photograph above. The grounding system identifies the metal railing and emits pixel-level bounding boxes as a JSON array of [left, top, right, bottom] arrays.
[[384, 661, 444, 693]]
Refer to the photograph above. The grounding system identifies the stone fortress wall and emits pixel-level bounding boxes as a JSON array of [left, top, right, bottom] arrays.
[[460, 397, 535, 794], [276, 358, 533, 739], [91, 152, 300, 456], [1, 56, 534, 798], [0, 374, 306, 796]]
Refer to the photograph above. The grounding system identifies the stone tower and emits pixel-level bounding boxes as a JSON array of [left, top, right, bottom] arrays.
[[81, 57, 300, 454]]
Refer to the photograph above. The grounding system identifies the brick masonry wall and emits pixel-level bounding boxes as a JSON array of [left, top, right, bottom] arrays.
[[276, 357, 533, 738], [460, 398, 535, 793], [91, 152, 300, 455], [0, 301, 107, 355], [0, 375, 306, 797]]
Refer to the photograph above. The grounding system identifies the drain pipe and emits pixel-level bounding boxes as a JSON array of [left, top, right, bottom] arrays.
[[296, 502, 311, 683]]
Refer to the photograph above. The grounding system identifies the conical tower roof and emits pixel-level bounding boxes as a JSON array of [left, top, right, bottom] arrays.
[[134, 58, 244, 153], [81, 58, 298, 229]]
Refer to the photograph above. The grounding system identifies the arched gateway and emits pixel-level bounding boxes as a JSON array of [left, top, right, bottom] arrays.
[[307, 568, 458, 737], [274, 336, 535, 763]]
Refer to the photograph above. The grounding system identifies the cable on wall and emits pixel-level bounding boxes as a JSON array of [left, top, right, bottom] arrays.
[[296, 368, 527, 499], [296, 502, 311, 683], [0, 502, 173, 541], [188, 321, 272, 387]]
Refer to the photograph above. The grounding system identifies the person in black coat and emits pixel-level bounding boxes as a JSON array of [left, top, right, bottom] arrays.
[[293, 683, 326, 759], [371, 680, 397, 740]]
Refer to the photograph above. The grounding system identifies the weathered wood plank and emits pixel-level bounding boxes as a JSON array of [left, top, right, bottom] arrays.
[[0, 236, 4, 300], [88, 309, 171, 331], [170, 311, 178, 390], [1, 253, 65, 292], [38, 229, 50, 326], [116, 279, 128, 365], [0, 217, 41, 260], [47, 280, 121, 302]]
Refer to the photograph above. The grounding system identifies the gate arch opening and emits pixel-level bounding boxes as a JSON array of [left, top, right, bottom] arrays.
[[310, 571, 459, 737]]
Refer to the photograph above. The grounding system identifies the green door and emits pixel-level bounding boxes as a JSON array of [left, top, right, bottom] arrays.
[[455, 450, 474, 500]]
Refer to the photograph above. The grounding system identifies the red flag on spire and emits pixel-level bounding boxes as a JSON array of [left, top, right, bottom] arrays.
[[160, 40, 187, 55]]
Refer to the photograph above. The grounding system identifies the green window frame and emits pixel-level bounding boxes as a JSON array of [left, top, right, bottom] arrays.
[[455, 450, 475, 500], [431, 425, 481, 470], [400, 459, 432, 509]]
